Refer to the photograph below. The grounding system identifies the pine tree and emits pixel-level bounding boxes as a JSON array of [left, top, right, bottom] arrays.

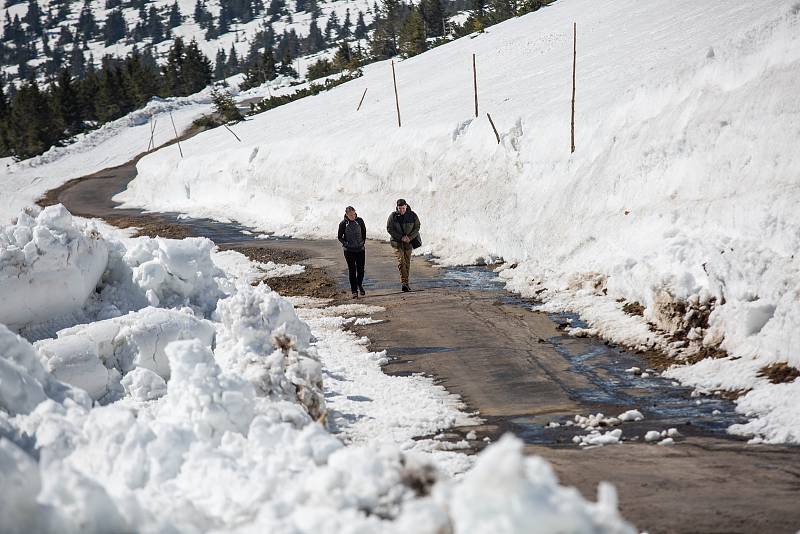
[[181, 39, 212, 95], [162, 37, 185, 95], [421, 0, 444, 38], [339, 9, 352, 39], [103, 9, 126, 45], [354, 11, 367, 39], [370, 0, 401, 58], [57, 25, 73, 45], [304, 17, 324, 53], [267, 0, 286, 22], [398, 6, 426, 57], [295, 0, 307, 12], [23, 0, 43, 36], [168, 1, 182, 28], [332, 41, 352, 70], [194, 0, 210, 27], [69, 44, 86, 78], [105, 0, 121, 8], [51, 67, 82, 135], [76, 0, 98, 41], [211, 87, 243, 122], [219, 2, 232, 33], [324, 11, 339, 42], [225, 44, 239, 74], [214, 48, 227, 79], [146, 6, 165, 42]]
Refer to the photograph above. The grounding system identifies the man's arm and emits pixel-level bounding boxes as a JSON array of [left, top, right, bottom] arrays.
[[407, 213, 421, 240], [358, 218, 367, 243], [387, 214, 402, 241]]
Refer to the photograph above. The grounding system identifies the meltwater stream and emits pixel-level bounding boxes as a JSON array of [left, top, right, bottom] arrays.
[[160, 216, 745, 446]]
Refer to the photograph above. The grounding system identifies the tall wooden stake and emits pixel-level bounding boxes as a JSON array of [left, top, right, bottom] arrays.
[[571, 22, 576, 154], [223, 123, 242, 142], [356, 87, 368, 111], [486, 113, 500, 144], [391, 60, 401, 127], [169, 111, 183, 158], [472, 53, 478, 118]]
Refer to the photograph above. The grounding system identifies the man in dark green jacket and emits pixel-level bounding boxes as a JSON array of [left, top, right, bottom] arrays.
[[386, 198, 421, 292]]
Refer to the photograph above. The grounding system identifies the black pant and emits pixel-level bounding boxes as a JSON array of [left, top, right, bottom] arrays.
[[344, 249, 365, 292]]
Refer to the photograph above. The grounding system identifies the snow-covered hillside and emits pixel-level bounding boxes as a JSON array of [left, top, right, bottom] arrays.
[[118, 0, 800, 443], [0, 0, 375, 81]]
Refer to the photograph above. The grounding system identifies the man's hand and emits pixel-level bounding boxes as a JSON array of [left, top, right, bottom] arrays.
[[401, 235, 411, 243]]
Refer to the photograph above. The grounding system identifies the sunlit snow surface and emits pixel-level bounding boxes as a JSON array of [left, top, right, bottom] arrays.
[[117, 0, 800, 444], [0, 207, 634, 533]]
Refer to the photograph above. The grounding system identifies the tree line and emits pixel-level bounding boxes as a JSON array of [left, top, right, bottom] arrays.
[[0, 38, 211, 159]]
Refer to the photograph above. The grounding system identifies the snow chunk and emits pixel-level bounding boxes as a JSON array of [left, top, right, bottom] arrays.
[[446, 435, 635, 532], [618, 410, 644, 422], [121, 367, 167, 402], [0, 205, 108, 330]]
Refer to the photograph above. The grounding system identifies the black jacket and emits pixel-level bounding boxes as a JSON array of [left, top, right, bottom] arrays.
[[338, 217, 366, 251], [386, 208, 421, 250]]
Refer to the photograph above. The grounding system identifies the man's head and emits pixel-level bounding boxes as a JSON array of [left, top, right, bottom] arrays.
[[345, 206, 356, 221], [396, 199, 407, 215]]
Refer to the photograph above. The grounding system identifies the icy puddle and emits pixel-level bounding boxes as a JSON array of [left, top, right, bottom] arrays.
[[416, 263, 746, 447]]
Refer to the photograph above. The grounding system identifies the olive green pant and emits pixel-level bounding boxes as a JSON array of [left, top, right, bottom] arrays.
[[395, 247, 412, 285]]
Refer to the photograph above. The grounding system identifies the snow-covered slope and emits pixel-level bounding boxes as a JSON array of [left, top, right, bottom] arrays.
[[0, 0, 375, 81], [118, 0, 800, 442]]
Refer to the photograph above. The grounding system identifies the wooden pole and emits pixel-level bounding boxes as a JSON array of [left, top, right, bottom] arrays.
[[169, 111, 183, 158], [391, 60, 401, 127], [472, 53, 478, 118], [148, 118, 157, 151], [223, 123, 242, 142], [356, 87, 368, 111], [486, 112, 500, 144], [571, 22, 576, 154]]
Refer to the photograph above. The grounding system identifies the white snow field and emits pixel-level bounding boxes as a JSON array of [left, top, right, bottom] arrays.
[[0, 205, 635, 533], [117, 0, 800, 444]]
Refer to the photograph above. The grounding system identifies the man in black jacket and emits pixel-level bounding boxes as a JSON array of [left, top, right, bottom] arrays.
[[337, 206, 367, 298], [386, 198, 421, 292]]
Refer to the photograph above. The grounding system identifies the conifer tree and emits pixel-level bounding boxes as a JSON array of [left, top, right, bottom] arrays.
[[370, 0, 401, 58], [324, 11, 340, 41], [76, 0, 98, 41], [398, 5, 426, 57], [168, 1, 182, 28], [180, 39, 212, 95], [421, 0, 444, 37], [103, 9, 126, 45], [146, 6, 165, 42], [354, 11, 367, 39], [305, 17, 325, 53], [227, 44, 239, 72], [295, 0, 307, 12], [51, 67, 82, 135], [214, 48, 227, 79], [23, 0, 43, 36], [219, 2, 232, 33], [339, 9, 352, 39], [267, 0, 286, 22]]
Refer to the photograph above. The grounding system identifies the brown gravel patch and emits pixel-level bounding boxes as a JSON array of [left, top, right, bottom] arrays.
[[223, 245, 340, 299], [759, 362, 800, 384], [104, 215, 196, 239]]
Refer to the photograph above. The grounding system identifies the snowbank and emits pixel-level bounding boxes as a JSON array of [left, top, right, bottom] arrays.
[[119, 0, 800, 443], [0, 205, 108, 330]]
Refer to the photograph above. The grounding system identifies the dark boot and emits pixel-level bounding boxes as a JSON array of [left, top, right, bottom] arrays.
[[352, 292, 359, 299], [402, 284, 410, 292]]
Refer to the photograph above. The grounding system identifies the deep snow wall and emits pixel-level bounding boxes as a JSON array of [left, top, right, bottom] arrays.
[[120, 0, 800, 366]]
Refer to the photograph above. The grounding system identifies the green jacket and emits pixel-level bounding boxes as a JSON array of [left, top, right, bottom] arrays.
[[386, 208, 420, 250]]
